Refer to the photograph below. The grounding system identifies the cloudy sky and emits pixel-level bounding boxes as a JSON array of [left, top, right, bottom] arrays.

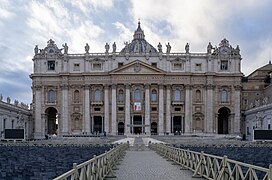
[[0, 0, 272, 104]]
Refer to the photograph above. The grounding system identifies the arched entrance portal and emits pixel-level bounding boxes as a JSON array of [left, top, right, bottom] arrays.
[[151, 122, 157, 135], [118, 122, 124, 135], [218, 107, 230, 134], [45, 107, 58, 135]]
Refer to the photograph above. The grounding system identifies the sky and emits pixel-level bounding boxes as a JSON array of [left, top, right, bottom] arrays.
[[0, 0, 272, 105]]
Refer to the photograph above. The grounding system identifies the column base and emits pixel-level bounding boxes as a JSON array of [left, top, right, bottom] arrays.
[[34, 132, 44, 139]]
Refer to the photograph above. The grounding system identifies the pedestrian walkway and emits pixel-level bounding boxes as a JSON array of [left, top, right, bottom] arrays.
[[111, 137, 204, 180]]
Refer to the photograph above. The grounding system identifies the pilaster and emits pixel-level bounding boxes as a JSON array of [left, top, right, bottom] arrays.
[[111, 84, 117, 135], [61, 84, 69, 135], [84, 85, 90, 134], [104, 85, 109, 133], [185, 84, 192, 133], [158, 84, 164, 135], [125, 84, 131, 135], [166, 85, 171, 134], [34, 85, 43, 139], [144, 84, 150, 135]]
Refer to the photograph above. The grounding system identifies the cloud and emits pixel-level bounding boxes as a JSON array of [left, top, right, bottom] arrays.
[[0, 0, 15, 20]]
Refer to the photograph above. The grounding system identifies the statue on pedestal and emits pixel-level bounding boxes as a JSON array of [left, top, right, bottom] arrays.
[[34, 45, 39, 55], [166, 42, 171, 53], [112, 42, 116, 53], [105, 42, 110, 53], [185, 43, 190, 53], [62, 43, 68, 54], [207, 42, 212, 54], [157, 42, 162, 53], [85, 43, 89, 53]]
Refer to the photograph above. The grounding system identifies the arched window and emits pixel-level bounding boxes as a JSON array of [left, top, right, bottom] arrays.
[[134, 88, 141, 101], [74, 90, 79, 102], [174, 89, 181, 101], [151, 89, 157, 102], [48, 89, 56, 103], [221, 90, 228, 102], [118, 89, 124, 102], [94, 89, 101, 101], [196, 90, 201, 102]]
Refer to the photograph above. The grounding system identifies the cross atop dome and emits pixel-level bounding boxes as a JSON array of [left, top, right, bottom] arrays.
[[133, 19, 145, 40]]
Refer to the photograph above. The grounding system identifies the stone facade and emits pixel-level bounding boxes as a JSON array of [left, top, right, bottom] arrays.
[[0, 95, 33, 140], [31, 22, 243, 139], [242, 61, 272, 140]]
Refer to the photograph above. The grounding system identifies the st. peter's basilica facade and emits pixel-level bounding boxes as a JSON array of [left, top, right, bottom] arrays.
[[31, 22, 242, 139]]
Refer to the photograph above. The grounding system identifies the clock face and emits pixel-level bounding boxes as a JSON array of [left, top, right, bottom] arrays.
[[220, 47, 228, 54]]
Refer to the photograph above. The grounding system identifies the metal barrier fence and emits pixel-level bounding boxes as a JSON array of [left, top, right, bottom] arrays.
[[53, 143, 128, 180], [149, 143, 272, 180]]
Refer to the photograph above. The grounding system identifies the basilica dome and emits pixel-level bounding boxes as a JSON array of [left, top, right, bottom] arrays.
[[120, 22, 158, 54]]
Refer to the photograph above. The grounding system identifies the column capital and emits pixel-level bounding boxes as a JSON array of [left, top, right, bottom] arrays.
[[144, 84, 150, 89], [125, 84, 131, 89], [158, 84, 164, 89], [60, 84, 69, 90], [33, 85, 42, 90], [206, 84, 215, 90], [234, 85, 242, 91], [83, 84, 90, 90], [104, 84, 109, 89], [185, 84, 191, 90], [111, 84, 117, 89], [166, 84, 171, 89]]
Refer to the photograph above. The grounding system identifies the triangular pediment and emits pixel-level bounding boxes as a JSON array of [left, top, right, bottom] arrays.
[[109, 60, 166, 75]]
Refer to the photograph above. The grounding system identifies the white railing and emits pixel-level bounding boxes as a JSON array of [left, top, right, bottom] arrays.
[[53, 143, 128, 180], [149, 143, 272, 180]]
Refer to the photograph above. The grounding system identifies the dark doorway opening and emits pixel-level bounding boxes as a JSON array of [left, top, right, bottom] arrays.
[[118, 122, 124, 135], [151, 122, 158, 135], [173, 116, 182, 135], [94, 116, 103, 133], [45, 107, 58, 135], [133, 116, 142, 134], [218, 107, 230, 134]]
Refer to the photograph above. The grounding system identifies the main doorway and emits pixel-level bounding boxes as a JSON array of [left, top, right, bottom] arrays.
[[118, 122, 124, 135], [133, 115, 142, 134], [45, 107, 58, 135], [151, 122, 158, 135], [93, 116, 103, 133], [173, 116, 182, 134], [218, 107, 230, 134]]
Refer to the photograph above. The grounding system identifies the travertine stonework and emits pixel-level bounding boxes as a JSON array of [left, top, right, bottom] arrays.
[[31, 22, 243, 139]]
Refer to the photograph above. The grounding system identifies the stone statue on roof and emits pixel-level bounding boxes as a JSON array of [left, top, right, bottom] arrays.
[[62, 43, 68, 54], [207, 42, 212, 54], [112, 42, 116, 53], [166, 42, 171, 53], [157, 42, 162, 53], [105, 42, 110, 53], [34, 45, 39, 55], [185, 43, 189, 53], [85, 43, 89, 53]]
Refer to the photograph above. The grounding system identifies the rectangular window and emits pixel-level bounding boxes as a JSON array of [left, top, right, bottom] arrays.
[[195, 63, 202, 71], [118, 62, 124, 68], [173, 63, 183, 70], [93, 63, 102, 70], [151, 63, 157, 68], [175, 107, 181, 111], [48, 61, 55, 70], [73, 63, 80, 71], [94, 107, 100, 111], [268, 124, 271, 130], [3, 119, 6, 129], [118, 107, 124, 111], [220, 61, 228, 70], [151, 107, 157, 111]]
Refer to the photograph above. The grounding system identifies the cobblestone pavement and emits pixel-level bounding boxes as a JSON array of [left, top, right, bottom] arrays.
[[112, 137, 203, 180]]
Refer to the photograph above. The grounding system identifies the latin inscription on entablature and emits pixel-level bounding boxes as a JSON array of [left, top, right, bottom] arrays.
[[191, 77, 206, 84], [69, 77, 84, 81]]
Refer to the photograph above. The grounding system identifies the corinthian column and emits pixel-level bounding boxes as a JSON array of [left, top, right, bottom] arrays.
[[185, 84, 191, 133], [61, 84, 69, 135], [234, 85, 241, 134], [166, 85, 171, 134], [158, 84, 164, 135], [125, 84, 131, 135], [34, 85, 42, 139], [145, 84, 150, 135], [84, 85, 90, 134], [104, 85, 109, 134], [111, 84, 117, 135], [205, 84, 214, 133]]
